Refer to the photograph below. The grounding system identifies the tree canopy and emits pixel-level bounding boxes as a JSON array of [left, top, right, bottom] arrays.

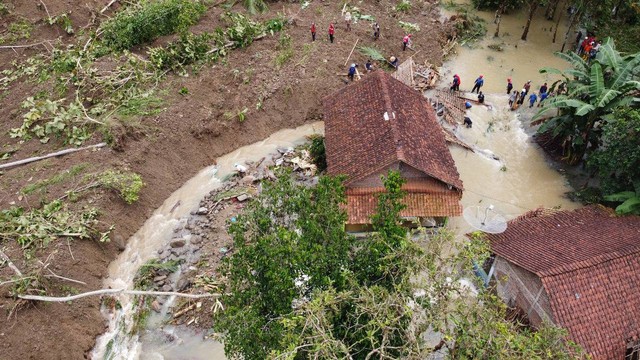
[[213, 169, 583, 359]]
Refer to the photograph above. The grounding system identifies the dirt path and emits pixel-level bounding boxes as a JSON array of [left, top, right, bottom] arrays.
[[0, 1, 450, 358]]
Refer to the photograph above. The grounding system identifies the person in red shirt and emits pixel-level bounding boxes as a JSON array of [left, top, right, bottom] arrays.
[[328, 23, 335, 43], [403, 34, 412, 51], [310, 22, 316, 42]]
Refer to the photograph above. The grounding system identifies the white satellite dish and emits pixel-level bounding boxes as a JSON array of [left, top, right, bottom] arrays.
[[463, 204, 508, 234]]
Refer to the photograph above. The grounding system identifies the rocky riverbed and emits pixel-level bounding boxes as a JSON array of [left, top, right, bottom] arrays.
[[127, 144, 319, 342]]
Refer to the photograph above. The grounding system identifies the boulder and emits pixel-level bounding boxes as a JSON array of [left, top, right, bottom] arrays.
[[170, 239, 186, 248], [196, 207, 208, 215]]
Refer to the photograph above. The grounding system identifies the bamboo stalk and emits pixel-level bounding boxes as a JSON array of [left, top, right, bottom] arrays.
[[0, 143, 106, 170], [19, 288, 222, 302], [344, 38, 360, 67]]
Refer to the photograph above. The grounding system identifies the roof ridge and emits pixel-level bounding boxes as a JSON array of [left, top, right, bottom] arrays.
[[378, 73, 404, 162]]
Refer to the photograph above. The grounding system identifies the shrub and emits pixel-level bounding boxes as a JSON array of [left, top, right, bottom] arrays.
[[148, 32, 212, 71], [99, 0, 207, 52], [98, 170, 144, 204], [307, 134, 326, 172]]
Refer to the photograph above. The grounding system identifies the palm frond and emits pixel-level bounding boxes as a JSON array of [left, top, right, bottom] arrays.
[[589, 62, 604, 100], [358, 46, 385, 61], [554, 51, 588, 74], [609, 53, 640, 90]]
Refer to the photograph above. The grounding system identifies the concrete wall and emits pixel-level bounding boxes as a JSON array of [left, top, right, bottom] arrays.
[[493, 257, 555, 327]]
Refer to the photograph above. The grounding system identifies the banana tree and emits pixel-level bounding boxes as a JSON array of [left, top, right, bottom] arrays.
[[533, 38, 640, 164], [605, 181, 640, 215]]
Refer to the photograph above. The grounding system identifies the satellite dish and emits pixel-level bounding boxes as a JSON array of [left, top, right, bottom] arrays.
[[463, 205, 508, 234]]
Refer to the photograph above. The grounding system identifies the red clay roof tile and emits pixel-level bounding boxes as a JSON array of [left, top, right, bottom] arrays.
[[486, 206, 640, 359], [323, 70, 463, 190]]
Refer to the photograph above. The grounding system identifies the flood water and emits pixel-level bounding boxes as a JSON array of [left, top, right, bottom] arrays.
[[93, 3, 581, 359], [442, 0, 575, 94]]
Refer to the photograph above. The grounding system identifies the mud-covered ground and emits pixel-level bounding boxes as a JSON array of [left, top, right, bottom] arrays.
[[0, 0, 452, 358]]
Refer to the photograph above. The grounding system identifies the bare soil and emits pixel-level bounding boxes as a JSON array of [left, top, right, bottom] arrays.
[[0, 0, 451, 358]]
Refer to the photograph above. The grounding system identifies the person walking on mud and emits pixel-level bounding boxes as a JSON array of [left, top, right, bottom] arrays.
[[528, 92, 538, 108], [450, 74, 461, 92], [506, 78, 513, 94], [402, 34, 412, 51], [471, 75, 484, 94], [523, 81, 532, 97], [348, 63, 358, 81], [310, 22, 316, 42], [509, 90, 517, 108], [345, 12, 352, 31], [328, 23, 335, 43], [373, 22, 380, 40]]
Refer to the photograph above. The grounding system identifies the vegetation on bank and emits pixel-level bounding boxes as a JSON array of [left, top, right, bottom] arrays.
[[535, 38, 640, 214], [214, 169, 583, 359]]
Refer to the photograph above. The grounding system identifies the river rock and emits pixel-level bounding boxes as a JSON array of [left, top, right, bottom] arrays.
[[190, 236, 203, 245], [162, 284, 173, 292], [196, 207, 208, 215], [241, 175, 255, 185], [237, 194, 249, 202], [170, 239, 186, 248], [177, 278, 191, 291], [151, 300, 162, 313], [154, 275, 168, 283]]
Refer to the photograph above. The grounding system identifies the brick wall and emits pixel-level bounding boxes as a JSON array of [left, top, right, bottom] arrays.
[[493, 257, 555, 327]]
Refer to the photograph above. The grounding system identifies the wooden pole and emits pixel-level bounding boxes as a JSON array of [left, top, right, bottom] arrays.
[[344, 38, 360, 66], [18, 288, 221, 302], [0, 143, 106, 170]]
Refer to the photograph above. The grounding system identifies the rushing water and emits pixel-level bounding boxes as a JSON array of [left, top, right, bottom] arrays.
[[91, 122, 323, 360], [93, 4, 582, 359]]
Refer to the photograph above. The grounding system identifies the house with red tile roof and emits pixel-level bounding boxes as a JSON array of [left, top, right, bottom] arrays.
[[323, 70, 463, 229], [484, 205, 640, 359]]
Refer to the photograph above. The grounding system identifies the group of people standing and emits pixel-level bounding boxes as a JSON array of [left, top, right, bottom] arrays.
[[309, 16, 381, 44], [508, 79, 560, 110], [575, 31, 602, 62]]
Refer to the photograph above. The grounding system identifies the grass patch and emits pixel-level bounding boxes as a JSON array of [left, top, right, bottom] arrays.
[[274, 33, 293, 69], [21, 163, 89, 195]]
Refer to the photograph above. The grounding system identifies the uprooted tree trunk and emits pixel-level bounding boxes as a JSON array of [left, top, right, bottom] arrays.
[[18, 288, 222, 302], [521, 0, 540, 41]]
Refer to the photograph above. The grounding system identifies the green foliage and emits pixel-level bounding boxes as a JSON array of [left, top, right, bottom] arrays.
[[398, 20, 420, 32], [10, 97, 92, 146], [222, 12, 265, 48], [471, 0, 526, 12], [604, 186, 640, 215], [134, 258, 180, 290], [148, 32, 213, 71], [395, 0, 412, 12], [47, 13, 74, 34], [240, 0, 268, 14], [98, 170, 144, 204], [214, 170, 582, 359], [21, 163, 89, 195], [456, 12, 487, 44], [307, 134, 326, 172], [274, 33, 293, 68], [587, 108, 640, 194], [0, 201, 112, 258], [357, 46, 385, 61], [535, 38, 640, 164], [215, 169, 352, 359], [99, 0, 207, 52], [0, 18, 32, 44]]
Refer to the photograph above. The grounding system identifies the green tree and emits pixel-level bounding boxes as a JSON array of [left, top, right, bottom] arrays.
[[587, 108, 640, 193], [535, 38, 640, 164], [215, 169, 352, 359], [214, 170, 582, 359]]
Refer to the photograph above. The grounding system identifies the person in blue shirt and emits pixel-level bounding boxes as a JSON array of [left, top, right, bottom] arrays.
[[537, 91, 549, 107], [529, 92, 538, 108], [348, 63, 358, 81], [471, 75, 484, 93]]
